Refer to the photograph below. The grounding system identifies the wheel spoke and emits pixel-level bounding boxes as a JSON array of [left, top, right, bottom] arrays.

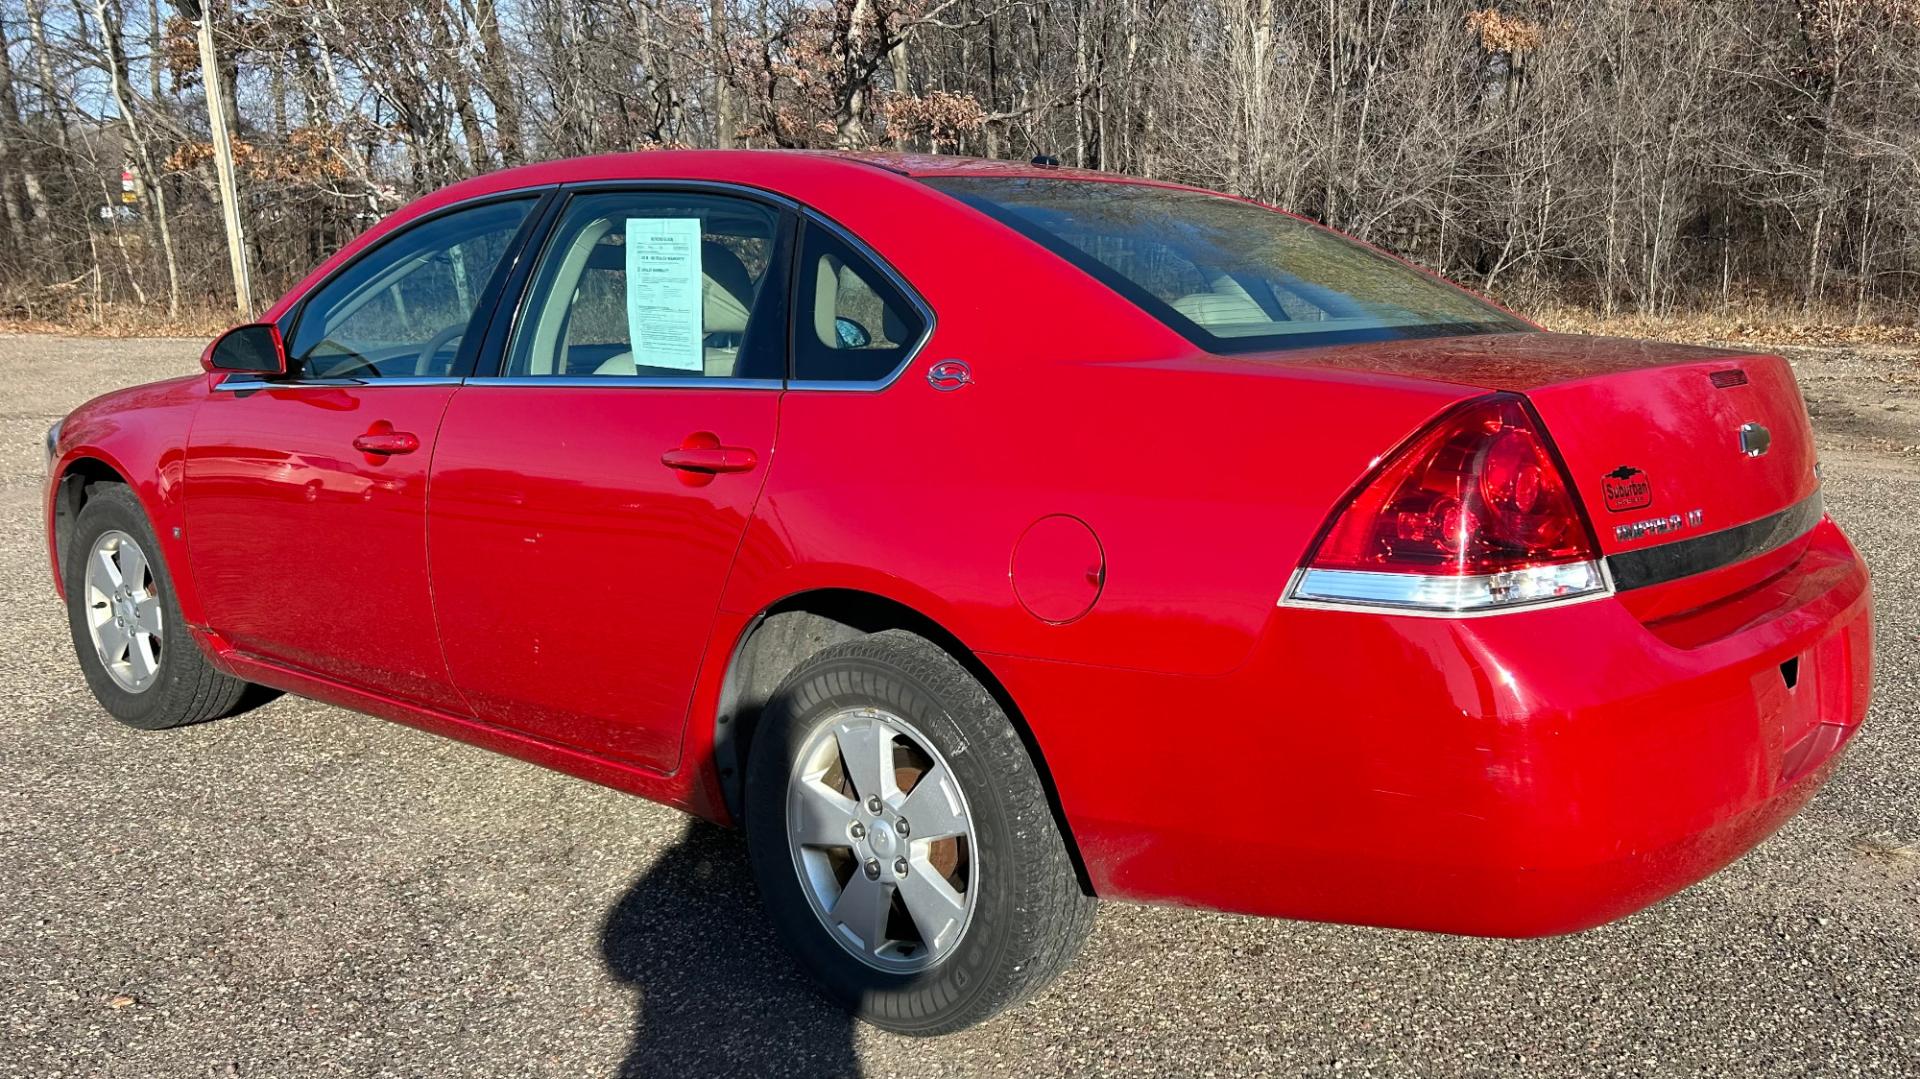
[[831, 871, 893, 954], [898, 860, 968, 952], [95, 620, 130, 663], [898, 762, 970, 841], [134, 596, 163, 637], [91, 545, 123, 593], [791, 778, 857, 848], [117, 542, 148, 592], [127, 636, 159, 681], [833, 717, 900, 808]]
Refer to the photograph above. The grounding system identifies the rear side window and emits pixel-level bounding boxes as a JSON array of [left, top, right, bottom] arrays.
[[792, 223, 927, 384], [924, 177, 1526, 355]]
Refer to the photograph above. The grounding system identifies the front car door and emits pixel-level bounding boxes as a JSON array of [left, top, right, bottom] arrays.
[[183, 195, 541, 711], [427, 188, 791, 770]]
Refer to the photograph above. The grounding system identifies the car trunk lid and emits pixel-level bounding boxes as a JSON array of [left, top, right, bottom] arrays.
[[1277, 331, 1822, 564]]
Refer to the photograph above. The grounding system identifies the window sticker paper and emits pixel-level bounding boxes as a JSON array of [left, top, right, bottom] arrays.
[[625, 217, 703, 372]]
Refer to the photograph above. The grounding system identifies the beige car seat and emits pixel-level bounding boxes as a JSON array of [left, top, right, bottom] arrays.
[[1171, 274, 1270, 330]]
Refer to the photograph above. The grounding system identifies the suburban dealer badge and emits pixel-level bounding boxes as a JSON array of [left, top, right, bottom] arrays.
[[1602, 465, 1653, 512]]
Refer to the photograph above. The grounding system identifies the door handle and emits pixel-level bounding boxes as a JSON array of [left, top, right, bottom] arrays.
[[660, 445, 757, 474], [353, 431, 421, 455]]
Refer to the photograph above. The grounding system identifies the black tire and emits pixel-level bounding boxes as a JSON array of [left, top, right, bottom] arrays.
[[745, 629, 1096, 1035], [63, 483, 253, 730]]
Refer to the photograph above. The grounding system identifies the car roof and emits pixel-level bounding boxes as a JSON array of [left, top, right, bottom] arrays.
[[807, 150, 1121, 181], [428, 148, 1155, 205]]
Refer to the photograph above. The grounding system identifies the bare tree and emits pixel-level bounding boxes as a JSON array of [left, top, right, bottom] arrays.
[[3, 0, 1918, 325]]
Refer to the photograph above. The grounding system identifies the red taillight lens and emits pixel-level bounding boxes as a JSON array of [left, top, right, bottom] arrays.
[[1310, 394, 1595, 574]]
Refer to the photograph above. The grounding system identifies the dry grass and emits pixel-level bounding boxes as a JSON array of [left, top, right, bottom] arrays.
[[1529, 300, 1920, 349], [0, 302, 236, 339]]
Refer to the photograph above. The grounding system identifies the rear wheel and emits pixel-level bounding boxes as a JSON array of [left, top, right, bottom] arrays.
[[745, 629, 1095, 1035], [64, 484, 253, 730]]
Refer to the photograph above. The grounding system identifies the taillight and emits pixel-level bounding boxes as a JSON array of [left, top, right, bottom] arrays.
[[1287, 393, 1608, 613]]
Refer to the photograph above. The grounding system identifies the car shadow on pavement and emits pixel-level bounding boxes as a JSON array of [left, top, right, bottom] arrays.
[[600, 820, 862, 1078]]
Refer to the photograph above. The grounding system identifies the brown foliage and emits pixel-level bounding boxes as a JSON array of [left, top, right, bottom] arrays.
[[1465, 8, 1543, 54], [883, 90, 987, 147]]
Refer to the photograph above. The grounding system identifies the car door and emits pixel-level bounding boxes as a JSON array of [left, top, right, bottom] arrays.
[[426, 188, 792, 771], [183, 195, 542, 711]]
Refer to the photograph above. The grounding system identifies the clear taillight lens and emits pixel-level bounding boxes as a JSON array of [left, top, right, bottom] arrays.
[[1287, 393, 1608, 613]]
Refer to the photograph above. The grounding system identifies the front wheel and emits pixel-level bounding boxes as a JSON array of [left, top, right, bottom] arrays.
[[745, 630, 1095, 1035], [63, 484, 253, 729]]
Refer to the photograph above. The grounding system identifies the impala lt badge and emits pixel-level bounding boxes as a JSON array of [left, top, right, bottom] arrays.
[[1601, 465, 1653, 512], [1739, 422, 1771, 457], [1615, 508, 1705, 543]]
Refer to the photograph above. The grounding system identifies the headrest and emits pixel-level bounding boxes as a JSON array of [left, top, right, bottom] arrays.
[[812, 254, 845, 347], [702, 240, 754, 335]]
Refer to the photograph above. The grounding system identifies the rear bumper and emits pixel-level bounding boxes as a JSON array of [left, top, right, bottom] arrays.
[[986, 517, 1872, 936]]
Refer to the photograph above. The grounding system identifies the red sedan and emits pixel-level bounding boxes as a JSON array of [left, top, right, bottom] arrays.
[[43, 151, 1872, 1034]]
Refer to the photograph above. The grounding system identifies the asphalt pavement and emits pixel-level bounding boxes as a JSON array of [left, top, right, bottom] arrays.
[[1, 334, 1914, 1078]]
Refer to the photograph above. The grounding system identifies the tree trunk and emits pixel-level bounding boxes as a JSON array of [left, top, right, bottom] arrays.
[[91, 0, 182, 317], [889, 37, 910, 151], [471, 0, 524, 164], [0, 14, 50, 254], [26, 0, 85, 274], [710, 0, 734, 148]]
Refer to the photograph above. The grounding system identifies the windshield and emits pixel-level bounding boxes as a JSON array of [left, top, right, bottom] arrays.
[[924, 177, 1528, 354]]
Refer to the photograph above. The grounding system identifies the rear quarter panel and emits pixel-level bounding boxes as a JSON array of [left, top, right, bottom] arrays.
[[737, 357, 1476, 676]]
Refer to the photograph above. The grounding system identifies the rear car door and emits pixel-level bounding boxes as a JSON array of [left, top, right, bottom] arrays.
[[184, 195, 540, 711], [427, 187, 791, 771]]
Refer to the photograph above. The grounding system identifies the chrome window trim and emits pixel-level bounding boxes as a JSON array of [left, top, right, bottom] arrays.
[[1277, 560, 1615, 619], [213, 375, 466, 391], [553, 177, 801, 211], [466, 376, 784, 391], [785, 208, 936, 393], [286, 178, 939, 393]]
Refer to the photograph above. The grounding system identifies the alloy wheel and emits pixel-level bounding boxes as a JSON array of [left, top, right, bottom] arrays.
[[83, 529, 163, 693], [785, 706, 978, 972]]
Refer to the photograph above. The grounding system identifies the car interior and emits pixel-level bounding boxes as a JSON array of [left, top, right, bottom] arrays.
[[515, 223, 768, 379]]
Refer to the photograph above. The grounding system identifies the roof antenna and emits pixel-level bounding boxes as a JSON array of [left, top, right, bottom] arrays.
[[1030, 154, 1060, 168]]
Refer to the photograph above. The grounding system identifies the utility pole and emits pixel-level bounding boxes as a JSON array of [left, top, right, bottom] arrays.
[[188, 0, 250, 315]]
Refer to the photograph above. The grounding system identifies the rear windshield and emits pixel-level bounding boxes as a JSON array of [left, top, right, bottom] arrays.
[[924, 177, 1527, 354]]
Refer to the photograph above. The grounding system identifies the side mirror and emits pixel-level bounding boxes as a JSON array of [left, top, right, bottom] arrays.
[[201, 323, 288, 377]]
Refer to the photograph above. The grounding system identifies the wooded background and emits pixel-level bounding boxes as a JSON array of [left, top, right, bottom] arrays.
[[0, 0, 1915, 328]]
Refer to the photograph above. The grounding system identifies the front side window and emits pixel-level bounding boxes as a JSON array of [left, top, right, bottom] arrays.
[[925, 177, 1526, 354], [505, 192, 787, 380], [792, 223, 927, 383], [288, 198, 534, 378]]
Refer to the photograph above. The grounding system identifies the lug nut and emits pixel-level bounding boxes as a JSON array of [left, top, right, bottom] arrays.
[[864, 859, 881, 880], [866, 796, 882, 814], [895, 819, 909, 837], [894, 858, 909, 876], [850, 821, 866, 840]]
